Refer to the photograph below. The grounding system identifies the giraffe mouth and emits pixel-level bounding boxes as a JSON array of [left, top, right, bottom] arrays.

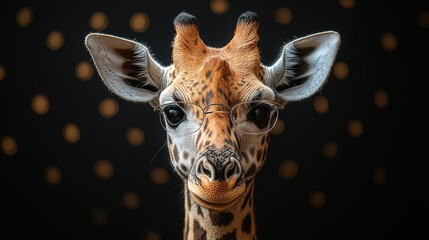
[[189, 191, 241, 211]]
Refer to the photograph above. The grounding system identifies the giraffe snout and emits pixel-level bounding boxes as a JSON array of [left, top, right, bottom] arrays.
[[189, 154, 245, 210]]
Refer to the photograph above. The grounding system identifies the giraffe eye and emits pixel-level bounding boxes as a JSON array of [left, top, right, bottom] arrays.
[[249, 104, 270, 128], [164, 105, 185, 126]]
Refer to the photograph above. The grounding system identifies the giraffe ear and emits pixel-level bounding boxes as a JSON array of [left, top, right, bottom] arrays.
[[264, 31, 340, 101], [85, 33, 169, 103]]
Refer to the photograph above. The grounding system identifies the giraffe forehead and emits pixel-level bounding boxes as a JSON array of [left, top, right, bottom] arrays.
[[170, 55, 267, 105]]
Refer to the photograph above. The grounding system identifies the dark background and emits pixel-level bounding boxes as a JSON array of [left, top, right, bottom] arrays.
[[1, 0, 428, 239]]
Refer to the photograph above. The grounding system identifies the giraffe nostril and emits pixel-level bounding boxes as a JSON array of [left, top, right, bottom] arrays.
[[202, 167, 210, 176], [225, 157, 241, 181], [225, 164, 235, 180], [202, 163, 213, 178], [196, 157, 215, 181]]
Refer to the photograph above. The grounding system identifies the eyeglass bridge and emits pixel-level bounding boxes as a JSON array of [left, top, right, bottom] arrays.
[[203, 103, 231, 115]]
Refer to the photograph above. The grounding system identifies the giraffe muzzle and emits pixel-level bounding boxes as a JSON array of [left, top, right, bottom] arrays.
[[188, 155, 245, 210]]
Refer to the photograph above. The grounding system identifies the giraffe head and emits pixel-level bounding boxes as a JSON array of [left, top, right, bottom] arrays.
[[85, 12, 340, 211]]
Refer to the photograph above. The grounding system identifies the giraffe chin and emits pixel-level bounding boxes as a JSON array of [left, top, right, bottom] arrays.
[[187, 180, 245, 211]]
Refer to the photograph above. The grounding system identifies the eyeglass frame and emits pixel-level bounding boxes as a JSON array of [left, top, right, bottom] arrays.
[[154, 100, 284, 135]]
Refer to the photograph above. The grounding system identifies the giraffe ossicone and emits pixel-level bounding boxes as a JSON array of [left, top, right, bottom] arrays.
[[85, 11, 340, 240]]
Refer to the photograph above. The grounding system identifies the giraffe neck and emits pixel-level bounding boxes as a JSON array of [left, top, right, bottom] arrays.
[[183, 182, 256, 240]]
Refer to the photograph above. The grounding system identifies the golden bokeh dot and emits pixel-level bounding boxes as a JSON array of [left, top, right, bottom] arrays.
[[380, 33, 397, 52], [374, 89, 389, 109], [47, 31, 65, 51], [126, 128, 145, 146], [1, 136, 18, 156], [418, 11, 429, 28], [0, 65, 5, 81], [121, 192, 141, 210], [313, 96, 329, 114], [210, 0, 229, 15], [130, 12, 150, 33], [93, 159, 114, 180], [309, 191, 326, 208], [333, 61, 349, 80], [91, 208, 108, 226], [98, 98, 119, 119], [339, 0, 355, 9], [270, 118, 284, 135], [44, 166, 62, 186], [31, 94, 50, 115], [89, 11, 109, 31], [275, 7, 293, 25], [75, 61, 94, 81], [145, 230, 161, 240], [63, 123, 81, 143], [150, 167, 170, 185], [16, 7, 33, 27], [373, 167, 387, 184], [323, 141, 338, 158], [278, 160, 298, 179], [348, 119, 363, 138]]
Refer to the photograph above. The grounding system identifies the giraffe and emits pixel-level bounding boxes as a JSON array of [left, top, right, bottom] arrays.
[[85, 11, 340, 240]]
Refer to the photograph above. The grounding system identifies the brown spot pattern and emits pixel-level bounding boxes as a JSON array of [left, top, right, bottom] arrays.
[[194, 220, 207, 240], [217, 229, 237, 240], [209, 211, 234, 227], [172, 145, 179, 162], [241, 213, 252, 234]]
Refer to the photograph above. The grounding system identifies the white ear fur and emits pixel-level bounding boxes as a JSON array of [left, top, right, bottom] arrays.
[[85, 33, 169, 102], [264, 31, 340, 101]]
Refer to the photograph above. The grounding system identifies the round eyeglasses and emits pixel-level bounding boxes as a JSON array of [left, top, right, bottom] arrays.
[[155, 100, 284, 135]]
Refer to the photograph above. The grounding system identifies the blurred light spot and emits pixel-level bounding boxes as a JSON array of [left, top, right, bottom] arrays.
[[419, 11, 429, 28], [278, 160, 298, 179], [150, 167, 170, 185], [0, 65, 6, 81], [126, 128, 145, 146], [210, 0, 229, 15], [130, 12, 150, 33], [1, 136, 18, 156], [91, 208, 107, 226], [380, 33, 397, 52], [16, 7, 33, 27], [333, 61, 349, 80], [275, 7, 293, 25], [94, 159, 114, 180], [145, 230, 161, 240], [348, 119, 363, 138], [75, 61, 94, 81], [44, 166, 62, 186], [323, 141, 337, 158], [63, 123, 81, 143], [270, 118, 284, 135], [309, 191, 326, 208], [374, 89, 389, 109], [31, 94, 50, 115], [313, 96, 329, 114], [98, 98, 119, 119], [373, 167, 387, 184], [89, 11, 108, 31], [339, 0, 355, 9], [47, 31, 65, 51], [121, 192, 141, 209]]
